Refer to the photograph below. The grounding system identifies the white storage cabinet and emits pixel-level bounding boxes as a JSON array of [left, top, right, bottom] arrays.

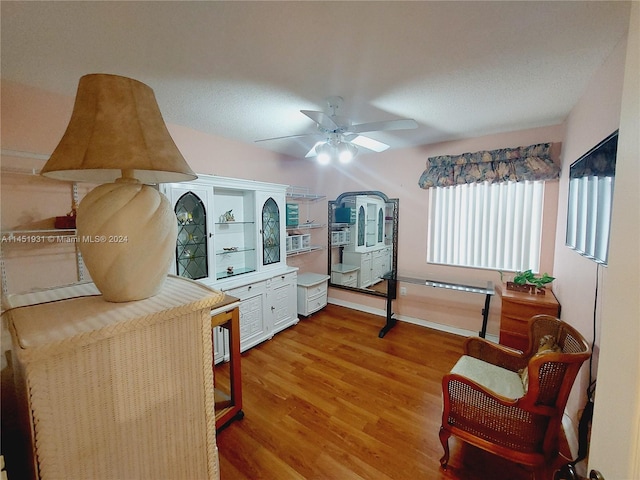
[[296, 273, 330, 316], [342, 244, 391, 288], [162, 175, 298, 356]]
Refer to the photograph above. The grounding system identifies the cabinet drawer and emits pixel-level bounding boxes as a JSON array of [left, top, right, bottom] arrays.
[[305, 295, 328, 315], [501, 299, 559, 320], [331, 271, 358, 284], [268, 271, 297, 289], [226, 281, 266, 300], [308, 289, 327, 303], [500, 315, 529, 335], [303, 282, 328, 299]]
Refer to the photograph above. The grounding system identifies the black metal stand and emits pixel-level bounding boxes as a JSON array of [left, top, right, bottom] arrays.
[[381, 275, 495, 339], [379, 276, 398, 338]]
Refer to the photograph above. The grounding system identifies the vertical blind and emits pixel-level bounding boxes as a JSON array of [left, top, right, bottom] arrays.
[[566, 175, 614, 264], [565, 131, 617, 265], [428, 180, 544, 272]]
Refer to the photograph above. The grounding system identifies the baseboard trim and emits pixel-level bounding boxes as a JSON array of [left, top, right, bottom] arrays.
[[327, 296, 499, 343]]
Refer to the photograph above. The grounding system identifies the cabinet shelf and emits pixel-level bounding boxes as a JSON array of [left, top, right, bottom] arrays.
[[1, 228, 85, 295], [286, 186, 326, 202], [178, 240, 205, 248], [2, 228, 76, 239], [286, 222, 325, 231], [286, 245, 324, 257], [215, 221, 255, 227], [180, 255, 207, 261], [215, 247, 256, 256], [216, 267, 257, 280], [286, 193, 325, 201], [285, 187, 326, 258]]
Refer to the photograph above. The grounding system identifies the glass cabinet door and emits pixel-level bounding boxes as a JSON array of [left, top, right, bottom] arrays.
[[366, 203, 377, 247], [357, 205, 366, 247], [174, 191, 209, 280], [262, 197, 280, 266], [377, 207, 384, 244]]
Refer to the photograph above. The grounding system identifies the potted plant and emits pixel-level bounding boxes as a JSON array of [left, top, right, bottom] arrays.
[[505, 270, 555, 295]]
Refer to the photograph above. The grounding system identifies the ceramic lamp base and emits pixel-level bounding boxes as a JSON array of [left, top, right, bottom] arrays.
[[77, 180, 177, 302]]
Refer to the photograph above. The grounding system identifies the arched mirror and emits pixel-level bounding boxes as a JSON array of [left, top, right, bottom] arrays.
[[328, 191, 398, 297]]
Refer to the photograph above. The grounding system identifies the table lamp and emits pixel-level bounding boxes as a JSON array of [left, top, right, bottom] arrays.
[[41, 74, 197, 302]]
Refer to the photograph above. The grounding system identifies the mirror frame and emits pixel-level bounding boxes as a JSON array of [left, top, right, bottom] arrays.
[[327, 191, 399, 298]]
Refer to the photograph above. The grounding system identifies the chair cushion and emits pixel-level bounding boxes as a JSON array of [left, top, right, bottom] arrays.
[[451, 355, 525, 399]]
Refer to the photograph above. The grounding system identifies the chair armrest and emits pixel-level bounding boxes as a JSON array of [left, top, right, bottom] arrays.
[[464, 337, 528, 372]]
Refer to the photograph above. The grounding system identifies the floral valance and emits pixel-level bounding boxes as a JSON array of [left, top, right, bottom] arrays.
[[418, 143, 560, 189]]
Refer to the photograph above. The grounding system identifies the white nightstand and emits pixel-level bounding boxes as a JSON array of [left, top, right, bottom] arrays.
[[330, 263, 359, 287], [296, 272, 330, 316]]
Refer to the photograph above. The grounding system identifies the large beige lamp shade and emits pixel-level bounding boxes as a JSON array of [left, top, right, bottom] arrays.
[[41, 74, 196, 302]]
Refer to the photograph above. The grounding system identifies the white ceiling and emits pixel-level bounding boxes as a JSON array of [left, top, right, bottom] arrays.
[[1, 1, 631, 160]]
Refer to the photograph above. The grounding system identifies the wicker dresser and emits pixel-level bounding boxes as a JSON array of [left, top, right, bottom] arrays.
[[4, 275, 224, 480]]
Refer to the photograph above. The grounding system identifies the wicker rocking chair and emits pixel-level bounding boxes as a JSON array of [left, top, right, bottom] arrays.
[[439, 314, 591, 477]]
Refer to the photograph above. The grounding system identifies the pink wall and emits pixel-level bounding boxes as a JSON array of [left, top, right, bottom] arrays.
[[588, 5, 640, 474], [552, 33, 628, 445], [1, 81, 93, 292]]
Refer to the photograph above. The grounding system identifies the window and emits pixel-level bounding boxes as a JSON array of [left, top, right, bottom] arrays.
[[566, 176, 614, 264], [565, 131, 617, 265], [427, 180, 544, 272]]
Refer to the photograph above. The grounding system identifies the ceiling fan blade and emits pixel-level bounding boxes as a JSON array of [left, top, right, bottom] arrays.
[[255, 132, 318, 143], [348, 118, 418, 135], [351, 135, 390, 153], [301, 110, 339, 130], [304, 142, 322, 158]]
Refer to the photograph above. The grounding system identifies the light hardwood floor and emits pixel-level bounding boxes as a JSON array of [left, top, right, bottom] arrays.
[[215, 304, 570, 480]]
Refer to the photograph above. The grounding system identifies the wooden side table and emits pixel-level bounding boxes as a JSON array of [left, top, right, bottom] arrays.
[[211, 295, 244, 430], [499, 285, 561, 351]]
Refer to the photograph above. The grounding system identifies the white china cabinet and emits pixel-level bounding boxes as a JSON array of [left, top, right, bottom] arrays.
[[161, 175, 298, 353], [339, 194, 392, 288]]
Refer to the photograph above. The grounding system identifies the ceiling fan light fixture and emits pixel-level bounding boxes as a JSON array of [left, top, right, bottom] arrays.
[[337, 142, 357, 163], [315, 142, 333, 165]]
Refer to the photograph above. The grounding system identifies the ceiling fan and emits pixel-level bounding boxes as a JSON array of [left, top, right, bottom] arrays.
[[256, 96, 418, 163]]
